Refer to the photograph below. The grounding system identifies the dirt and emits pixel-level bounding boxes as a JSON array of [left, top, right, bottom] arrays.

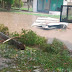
[[0, 12, 72, 50]]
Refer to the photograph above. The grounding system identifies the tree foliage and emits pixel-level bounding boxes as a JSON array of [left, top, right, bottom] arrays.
[[13, 0, 23, 8], [0, 0, 23, 10], [3, 0, 14, 5]]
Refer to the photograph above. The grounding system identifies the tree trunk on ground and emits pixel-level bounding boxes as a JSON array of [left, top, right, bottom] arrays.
[[0, 32, 25, 50]]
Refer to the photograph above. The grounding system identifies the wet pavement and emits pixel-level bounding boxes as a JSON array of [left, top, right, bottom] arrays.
[[0, 12, 72, 50]]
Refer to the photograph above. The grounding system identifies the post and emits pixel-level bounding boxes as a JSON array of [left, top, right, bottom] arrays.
[[33, 0, 37, 12]]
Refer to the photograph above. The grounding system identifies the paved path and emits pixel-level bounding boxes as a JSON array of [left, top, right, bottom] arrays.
[[0, 12, 72, 50]]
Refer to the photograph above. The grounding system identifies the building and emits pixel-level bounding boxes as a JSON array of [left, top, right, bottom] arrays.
[[33, 0, 72, 15]]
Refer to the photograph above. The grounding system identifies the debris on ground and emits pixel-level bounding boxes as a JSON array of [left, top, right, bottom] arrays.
[[32, 17, 68, 30]]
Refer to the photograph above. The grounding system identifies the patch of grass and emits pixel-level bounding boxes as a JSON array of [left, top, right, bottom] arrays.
[[39, 38, 69, 55], [0, 27, 72, 71], [0, 8, 20, 12], [20, 7, 33, 11], [0, 43, 72, 72], [0, 44, 18, 58], [20, 7, 28, 10], [15, 12, 60, 19], [0, 8, 60, 18]]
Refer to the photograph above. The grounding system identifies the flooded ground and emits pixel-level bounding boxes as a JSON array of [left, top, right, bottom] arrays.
[[0, 12, 38, 33], [0, 12, 72, 50]]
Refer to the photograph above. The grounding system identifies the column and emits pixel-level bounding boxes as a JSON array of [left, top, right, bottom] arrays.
[[33, 0, 37, 12]]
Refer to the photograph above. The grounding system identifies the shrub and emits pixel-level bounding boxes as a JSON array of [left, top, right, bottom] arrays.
[[20, 29, 37, 46], [0, 24, 9, 34], [12, 31, 19, 37], [40, 38, 69, 54], [13, 0, 23, 8], [12, 29, 47, 46], [36, 36, 47, 46], [39, 43, 52, 53], [12, 29, 69, 55], [51, 38, 69, 54]]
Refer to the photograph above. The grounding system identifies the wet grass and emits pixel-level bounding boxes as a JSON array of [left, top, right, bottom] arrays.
[[16, 11, 60, 19], [0, 43, 72, 72], [0, 8, 60, 19], [0, 8, 20, 12], [0, 28, 72, 71]]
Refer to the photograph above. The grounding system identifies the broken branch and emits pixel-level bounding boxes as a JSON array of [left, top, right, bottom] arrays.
[[0, 32, 25, 50]]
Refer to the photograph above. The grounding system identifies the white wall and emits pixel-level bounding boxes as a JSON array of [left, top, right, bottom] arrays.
[[33, 0, 37, 12], [63, 0, 67, 5], [63, 0, 72, 5], [67, 0, 72, 5]]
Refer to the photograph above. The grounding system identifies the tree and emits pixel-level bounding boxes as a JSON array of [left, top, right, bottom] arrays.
[[13, 0, 23, 8], [0, 0, 14, 10], [0, 0, 23, 10], [3, 0, 14, 10]]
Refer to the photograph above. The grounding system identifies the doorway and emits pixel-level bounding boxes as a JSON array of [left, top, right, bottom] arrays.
[[37, 0, 49, 13]]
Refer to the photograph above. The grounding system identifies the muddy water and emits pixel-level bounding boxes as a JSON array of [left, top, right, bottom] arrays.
[[0, 12, 38, 33], [0, 12, 72, 50]]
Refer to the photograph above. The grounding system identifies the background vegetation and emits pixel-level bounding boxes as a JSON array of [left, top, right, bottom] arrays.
[[0, 0, 23, 10]]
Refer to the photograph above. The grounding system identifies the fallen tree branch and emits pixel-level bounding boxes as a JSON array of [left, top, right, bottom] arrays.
[[3, 36, 20, 43], [0, 32, 25, 50]]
